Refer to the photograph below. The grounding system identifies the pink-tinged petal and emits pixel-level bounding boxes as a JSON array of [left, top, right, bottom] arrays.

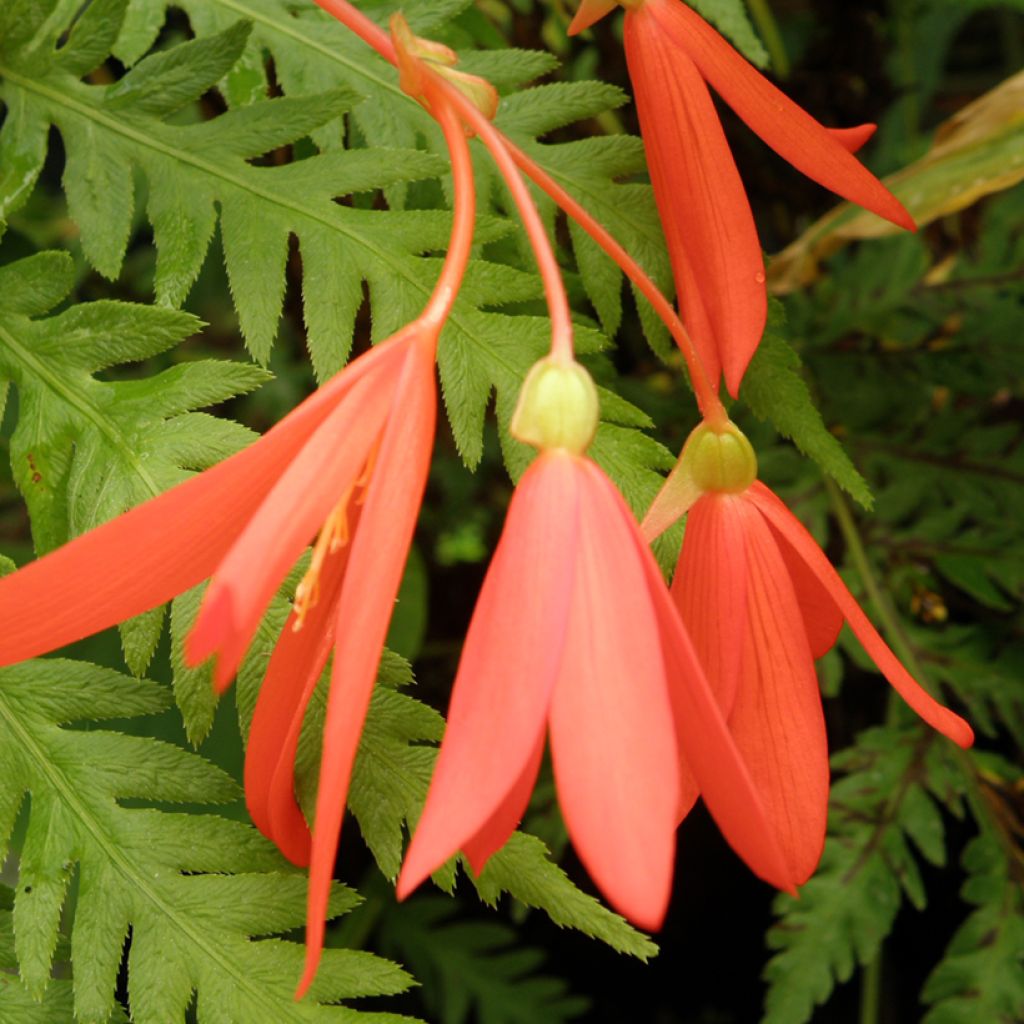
[[462, 731, 546, 875], [747, 483, 974, 748], [629, 519, 796, 893], [298, 341, 437, 999], [397, 450, 582, 899], [769, 519, 844, 659], [625, 10, 766, 395], [728, 498, 829, 884], [829, 124, 877, 154], [568, 0, 618, 34], [671, 494, 748, 715], [647, 0, 915, 231], [549, 460, 679, 931], [243, 515, 356, 867], [188, 365, 395, 689]]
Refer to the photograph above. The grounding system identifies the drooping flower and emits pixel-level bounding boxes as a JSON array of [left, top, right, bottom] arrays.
[[0, 39, 484, 994], [569, 0, 914, 396], [397, 358, 795, 929], [642, 421, 974, 881]]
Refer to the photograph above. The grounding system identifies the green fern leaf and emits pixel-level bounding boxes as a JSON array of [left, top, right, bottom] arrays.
[[741, 312, 874, 509], [689, 0, 770, 67], [762, 727, 959, 1024], [921, 832, 1024, 1024], [0, 658, 417, 1023], [373, 895, 589, 1024]]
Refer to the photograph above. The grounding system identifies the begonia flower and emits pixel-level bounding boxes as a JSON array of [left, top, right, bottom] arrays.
[[397, 358, 796, 930], [570, 0, 914, 396], [0, 57, 481, 996], [642, 421, 974, 881]]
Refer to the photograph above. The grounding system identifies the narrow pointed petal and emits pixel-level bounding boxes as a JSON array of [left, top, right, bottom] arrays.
[[728, 499, 829, 883], [244, 521, 355, 866], [188, 367, 393, 689], [298, 342, 436, 999], [671, 494, 748, 716], [0, 363, 375, 666], [625, 10, 766, 395], [549, 461, 679, 931], [397, 450, 582, 899], [629, 524, 795, 893], [641, 449, 703, 543], [770, 520, 844, 658], [568, 0, 618, 35], [829, 124, 877, 154], [649, 0, 915, 231], [462, 731, 546, 875], [747, 483, 974, 748]]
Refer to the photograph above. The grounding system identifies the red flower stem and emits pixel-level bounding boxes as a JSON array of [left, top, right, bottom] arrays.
[[501, 139, 727, 424], [419, 83, 478, 335], [312, 0, 395, 61], [438, 85, 575, 362], [312, 0, 727, 386]]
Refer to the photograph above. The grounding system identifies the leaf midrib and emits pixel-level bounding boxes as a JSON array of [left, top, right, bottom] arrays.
[[0, 319, 162, 498], [0, 693, 315, 1021], [0, 64, 528, 388]]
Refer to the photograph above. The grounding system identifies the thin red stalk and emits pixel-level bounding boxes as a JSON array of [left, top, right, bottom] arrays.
[[311, 0, 395, 61], [504, 140, 727, 424], [311, 0, 725, 398], [419, 83, 477, 334], [439, 83, 575, 362]]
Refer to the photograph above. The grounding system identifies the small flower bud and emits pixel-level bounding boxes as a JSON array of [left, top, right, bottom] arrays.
[[685, 421, 758, 493], [511, 358, 600, 454]]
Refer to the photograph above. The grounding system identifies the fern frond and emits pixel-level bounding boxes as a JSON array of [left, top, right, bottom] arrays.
[[0, 659, 417, 1023], [762, 727, 962, 1024]]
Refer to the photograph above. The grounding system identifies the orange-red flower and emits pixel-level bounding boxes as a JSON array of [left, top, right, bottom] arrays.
[[570, 0, 914, 397], [644, 423, 974, 882], [397, 363, 796, 927]]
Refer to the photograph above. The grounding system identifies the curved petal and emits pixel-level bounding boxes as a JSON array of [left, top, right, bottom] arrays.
[[187, 364, 394, 689], [298, 341, 436, 999], [769, 519, 844, 659], [0, 345, 392, 666], [624, 8, 765, 396], [649, 0, 914, 231], [243, 515, 356, 867], [728, 498, 829, 884], [462, 730, 546, 876], [829, 124, 877, 153], [747, 483, 974, 748], [629, 516, 795, 893], [671, 494, 748, 715], [549, 461, 679, 932], [397, 450, 582, 898], [568, 0, 618, 34], [670, 494, 749, 816]]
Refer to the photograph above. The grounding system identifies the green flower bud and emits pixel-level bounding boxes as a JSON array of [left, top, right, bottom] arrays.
[[685, 421, 758, 493], [510, 357, 600, 454]]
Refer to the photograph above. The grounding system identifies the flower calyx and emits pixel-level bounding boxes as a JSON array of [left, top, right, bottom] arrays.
[[510, 357, 600, 455], [391, 14, 499, 125], [642, 420, 758, 541]]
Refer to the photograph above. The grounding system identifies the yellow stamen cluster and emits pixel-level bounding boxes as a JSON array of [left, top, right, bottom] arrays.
[[292, 447, 379, 631]]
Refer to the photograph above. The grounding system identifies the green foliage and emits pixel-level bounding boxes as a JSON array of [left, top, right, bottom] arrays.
[[689, 0, 770, 67], [922, 832, 1024, 1024], [740, 308, 873, 509], [762, 728, 965, 1024], [0, 659, 415, 1023], [371, 895, 590, 1024]]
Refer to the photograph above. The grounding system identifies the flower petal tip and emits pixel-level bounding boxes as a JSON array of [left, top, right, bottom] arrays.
[[184, 585, 234, 667], [568, 0, 617, 35]]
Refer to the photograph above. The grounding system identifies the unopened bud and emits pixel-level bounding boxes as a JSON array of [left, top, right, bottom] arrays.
[[686, 422, 758, 493], [510, 358, 600, 454]]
